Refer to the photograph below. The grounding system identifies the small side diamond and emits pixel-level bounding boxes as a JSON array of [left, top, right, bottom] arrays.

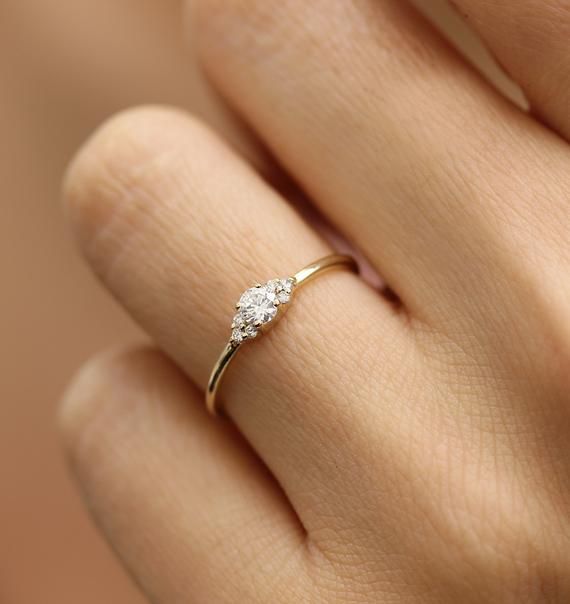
[[232, 314, 245, 329], [266, 279, 280, 293], [276, 277, 295, 303], [244, 324, 258, 339], [231, 328, 244, 344]]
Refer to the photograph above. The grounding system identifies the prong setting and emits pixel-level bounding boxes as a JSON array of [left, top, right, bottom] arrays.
[[206, 255, 358, 415], [230, 277, 296, 345]]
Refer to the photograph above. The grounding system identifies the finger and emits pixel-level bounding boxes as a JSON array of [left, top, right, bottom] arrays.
[[191, 0, 570, 352], [451, 0, 570, 140], [63, 107, 418, 536], [60, 346, 311, 604]]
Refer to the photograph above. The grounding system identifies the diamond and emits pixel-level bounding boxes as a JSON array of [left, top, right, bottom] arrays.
[[266, 279, 281, 293], [231, 328, 244, 344], [244, 324, 258, 338], [238, 285, 279, 325], [277, 277, 294, 303], [232, 314, 245, 329]]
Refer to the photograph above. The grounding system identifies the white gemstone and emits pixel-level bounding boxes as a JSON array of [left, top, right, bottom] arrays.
[[266, 279, 280, 293], [232, 314, 244, 328], [238, 285, 279, 325], [281, 278, 294, 293], [231, 328, 244, 343], [244, 324, 258, 338]]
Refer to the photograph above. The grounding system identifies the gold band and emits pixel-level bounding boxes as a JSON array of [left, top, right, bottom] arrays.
[[206, 254, 358, 415]]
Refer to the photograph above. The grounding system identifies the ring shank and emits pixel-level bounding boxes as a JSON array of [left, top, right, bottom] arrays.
[[293, 254, 358, 287], [205, 254, 358, 415]]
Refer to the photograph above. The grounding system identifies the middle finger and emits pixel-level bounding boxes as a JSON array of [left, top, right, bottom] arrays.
[[192, 0, 570, 341]]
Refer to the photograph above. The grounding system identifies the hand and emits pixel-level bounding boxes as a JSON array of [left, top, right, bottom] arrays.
[[60, 1, 570, 602]]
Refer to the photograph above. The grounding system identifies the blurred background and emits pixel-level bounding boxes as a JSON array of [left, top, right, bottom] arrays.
[[0, 1, 521, 602]]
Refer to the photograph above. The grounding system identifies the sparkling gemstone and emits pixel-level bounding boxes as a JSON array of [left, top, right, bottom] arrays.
[[238, 285, 279, 325], [231, 328, 244, 344], [266, 279, 281, 293], [232, 314, 245, 329], [244, 324, 258, 338]]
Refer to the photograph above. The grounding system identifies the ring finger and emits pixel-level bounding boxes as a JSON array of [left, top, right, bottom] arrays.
[[63, 106, 420, 537]]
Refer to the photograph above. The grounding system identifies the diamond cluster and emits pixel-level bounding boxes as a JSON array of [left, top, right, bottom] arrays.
[[230, 278, 295, 345]]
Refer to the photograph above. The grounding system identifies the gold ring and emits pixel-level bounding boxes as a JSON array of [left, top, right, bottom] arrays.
[[206, 254, 359, 415]]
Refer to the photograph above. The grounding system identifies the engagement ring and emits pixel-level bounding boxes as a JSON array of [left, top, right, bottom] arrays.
[[206, 254, 358, 415]]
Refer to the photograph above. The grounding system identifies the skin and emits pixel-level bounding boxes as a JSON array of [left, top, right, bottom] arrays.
[[60, 1, 570, 602]]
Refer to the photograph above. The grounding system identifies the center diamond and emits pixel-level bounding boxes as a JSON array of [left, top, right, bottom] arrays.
[[239, 285, 279, 325]]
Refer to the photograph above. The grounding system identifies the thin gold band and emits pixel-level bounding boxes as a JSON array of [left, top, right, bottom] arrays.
[[206, 254, 358, 415]]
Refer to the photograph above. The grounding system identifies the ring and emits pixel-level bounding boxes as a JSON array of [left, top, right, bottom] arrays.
[[206, 254, 359, 415]]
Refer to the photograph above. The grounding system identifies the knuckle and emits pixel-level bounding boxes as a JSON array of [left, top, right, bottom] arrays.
[[477, 520, 570, 601], [64, 106, 164, 227], [192, 0, 297, 67], [193, 0, 272, 33], [532, 294, 570, 395], [439, 469, 570, 602], [58, 345, 159, 460], [503, 271, 570, 400], [63, 106, 203, 272]]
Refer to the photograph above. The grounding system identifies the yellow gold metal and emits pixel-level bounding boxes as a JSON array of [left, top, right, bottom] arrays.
[[206, 254, 358, 415]]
